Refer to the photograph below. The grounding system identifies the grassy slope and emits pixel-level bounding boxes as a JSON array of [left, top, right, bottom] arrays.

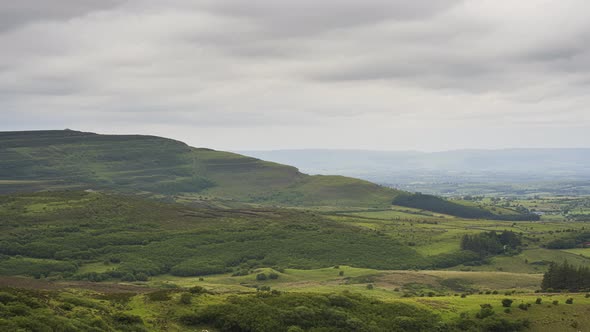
[[0, 191, 448, 279], [2, 192, 590, 330], [1, 191, 587, 278], [3, 267, 590, 331], [0, 130, 400, 208]]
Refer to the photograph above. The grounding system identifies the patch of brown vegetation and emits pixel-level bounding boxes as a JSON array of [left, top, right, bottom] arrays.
[[416, 298, 451, 310], [0, 276, 152, 293], [373, 271, 441, 289]]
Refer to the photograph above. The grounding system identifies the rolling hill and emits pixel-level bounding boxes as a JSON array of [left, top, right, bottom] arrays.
[[0, 129, 535, 219], [0, 191, 470, 279], [0, 130, 400, 208]]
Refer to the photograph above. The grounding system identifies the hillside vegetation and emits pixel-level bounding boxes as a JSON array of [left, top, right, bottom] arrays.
[[0, 130, 535, 220], [0, 191, 482, 281], [392, 193, 540, 221], [0, 130, 400, 208]]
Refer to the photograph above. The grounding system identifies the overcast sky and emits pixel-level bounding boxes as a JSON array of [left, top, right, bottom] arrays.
[[1, 1, 589, 151]]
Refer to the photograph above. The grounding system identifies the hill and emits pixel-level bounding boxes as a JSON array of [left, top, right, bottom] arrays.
[[0, 130, 537, 220], [0, 130, 399, 208], [0, 191, 477, 279], [0, 191, 585, 331]]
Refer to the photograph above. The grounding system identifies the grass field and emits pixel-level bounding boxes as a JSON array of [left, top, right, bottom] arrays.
[[2, 266, 589, 331], [1, 191, 587, 282], [0, 181, 589, 330]]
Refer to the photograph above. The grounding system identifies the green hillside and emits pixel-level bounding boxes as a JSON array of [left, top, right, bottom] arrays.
[[0, 130, 399, 208], [0, 191, 475, 280], [0, 129, 539, 220], [0, 190, 584, 331]]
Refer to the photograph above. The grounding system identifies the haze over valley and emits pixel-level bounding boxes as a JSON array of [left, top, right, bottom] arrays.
[[241, 149, 590, 196]]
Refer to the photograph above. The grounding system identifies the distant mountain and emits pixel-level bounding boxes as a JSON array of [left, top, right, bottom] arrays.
[[239, 149, 590, 185], [0, 130, 401, 208]]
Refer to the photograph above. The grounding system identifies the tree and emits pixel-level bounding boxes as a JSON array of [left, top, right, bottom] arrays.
[[460, 231, 521, 258], [541, 261, 590, 291]]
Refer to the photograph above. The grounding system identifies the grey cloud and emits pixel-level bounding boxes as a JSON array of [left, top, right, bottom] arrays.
[[0, 0, 125, 32], [202, 0, 462, 36], [0, 72, 92, 96], [0, 1, 589, 150]]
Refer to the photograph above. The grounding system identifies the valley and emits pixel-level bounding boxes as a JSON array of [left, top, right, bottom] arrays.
[[1, 131, 589, 331]]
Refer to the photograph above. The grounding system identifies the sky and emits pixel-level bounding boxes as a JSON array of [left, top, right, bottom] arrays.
[[1, 0, 589, 151]]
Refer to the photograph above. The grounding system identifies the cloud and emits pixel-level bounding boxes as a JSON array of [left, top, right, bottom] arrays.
[[202, 0, 461, 36], [0, 0, 124, 32], [0, 0, 589, 150]]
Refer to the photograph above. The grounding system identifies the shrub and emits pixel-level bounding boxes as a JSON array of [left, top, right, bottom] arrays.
[[121, 273, 135, 281], [109, 257, 121, 264], [476, 304, 494, 319], [552, 300, 559, 305], [147, 290, 171, 302], [535, 298, 542, 304], [502, 299, 513, 307], [256, 273, 268, 281], [232, 270, 249, 277], [504, 308, 511, 314], [566, 298, 574, 304], [8, 303, 31, 316], [179, 293, 192, 305], [178, 313, 201, 326], [189, 286, 207, 294], [170, 261, 228, 277], [339, 271, 344, 276], [112, 313, 143, 325], [135, 272, 149, 281], [366, 284, 374, 290], [287, 327, 304, 332], [268, 272, 279, 280], [518, 303, 528, 311], [0, 292, 17, 304], [179, 292, 443, 331], [59, 303, 74, 311]]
